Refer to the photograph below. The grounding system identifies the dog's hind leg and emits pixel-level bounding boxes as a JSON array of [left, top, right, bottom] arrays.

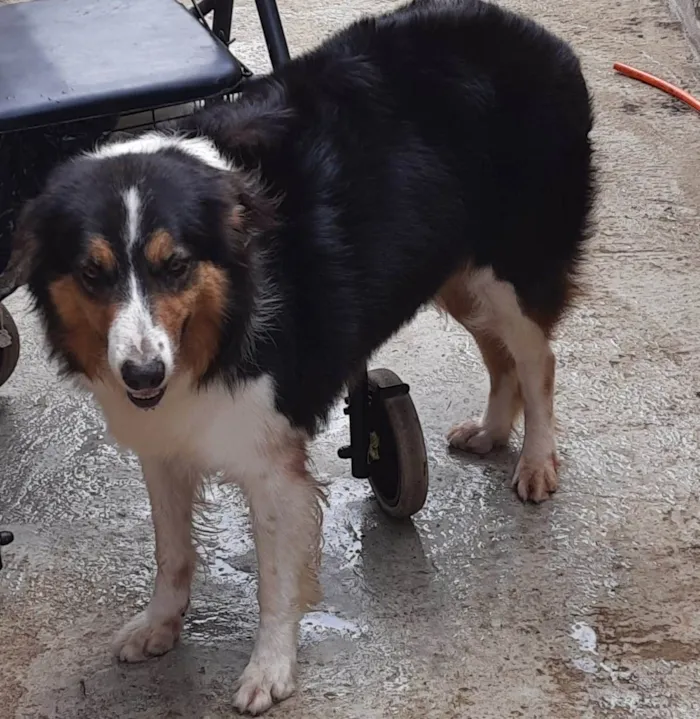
[[437, 267, 558, 503], [437, 272, 522, 455], [447, 329, 522, 455]]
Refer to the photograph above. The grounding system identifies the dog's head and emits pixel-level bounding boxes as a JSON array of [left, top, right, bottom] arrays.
[[11, 134, 274, 408]]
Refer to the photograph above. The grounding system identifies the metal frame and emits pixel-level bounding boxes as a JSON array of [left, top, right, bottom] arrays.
[[191, 0, 290, 68], [254, 0, 290, 69], [338, 372, 371, 479], [337, 369, 411, 480]]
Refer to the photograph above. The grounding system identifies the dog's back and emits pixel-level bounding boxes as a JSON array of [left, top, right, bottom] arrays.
[[193, 0, 593, 331]]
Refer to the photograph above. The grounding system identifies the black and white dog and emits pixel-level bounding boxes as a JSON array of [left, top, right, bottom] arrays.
[[8, 0, 594, 713]]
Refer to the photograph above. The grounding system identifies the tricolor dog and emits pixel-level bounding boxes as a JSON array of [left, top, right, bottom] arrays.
[[7, 0, 594, 713]]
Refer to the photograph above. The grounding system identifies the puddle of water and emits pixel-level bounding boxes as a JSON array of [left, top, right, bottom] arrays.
[[571, 621, 598, 654], [573, 656, 598, 674], [300, 611, 364, 640]]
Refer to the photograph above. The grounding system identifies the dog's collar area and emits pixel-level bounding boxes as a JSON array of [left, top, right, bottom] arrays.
[[127, 387, 166, 409]]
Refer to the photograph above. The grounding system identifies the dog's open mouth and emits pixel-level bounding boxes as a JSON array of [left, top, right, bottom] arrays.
[[127, 388, 166, 409]]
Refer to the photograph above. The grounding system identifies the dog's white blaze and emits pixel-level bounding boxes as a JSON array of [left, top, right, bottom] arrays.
[[90, 373, 315, 710], [107, 274, 174, 385], [89, 132, 232, 173], [122, 186, 141, 249]]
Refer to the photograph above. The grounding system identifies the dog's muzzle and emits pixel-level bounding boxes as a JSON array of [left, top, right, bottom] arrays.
[[120, 359, 167, 409]]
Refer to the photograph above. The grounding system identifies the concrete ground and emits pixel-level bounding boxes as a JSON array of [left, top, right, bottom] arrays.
[[1, 0, 700, 717]]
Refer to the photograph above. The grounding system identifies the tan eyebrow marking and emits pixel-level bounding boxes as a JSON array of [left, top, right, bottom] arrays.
[[144, 229, 176, 265], [86, 235, 116, 271]]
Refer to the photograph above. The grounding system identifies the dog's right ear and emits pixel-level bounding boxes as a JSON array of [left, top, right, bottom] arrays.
[[0, 199, 40, 302]]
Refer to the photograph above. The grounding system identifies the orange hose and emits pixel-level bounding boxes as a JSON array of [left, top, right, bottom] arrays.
[[613, 62, 700, 114]]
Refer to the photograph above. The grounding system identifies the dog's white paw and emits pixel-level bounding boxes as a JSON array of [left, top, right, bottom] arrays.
[[233, 656, 296, 715], [512, 453, 559, 503], [448, 420, 507, 455], [112, 610, 183, 663]]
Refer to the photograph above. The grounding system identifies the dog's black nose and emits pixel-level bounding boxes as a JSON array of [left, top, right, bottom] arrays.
[[121, 359, 165, 391]]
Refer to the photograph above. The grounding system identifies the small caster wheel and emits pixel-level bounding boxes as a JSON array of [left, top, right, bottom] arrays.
[[366, 368, 429, 519], [0, 304, 20, 388]]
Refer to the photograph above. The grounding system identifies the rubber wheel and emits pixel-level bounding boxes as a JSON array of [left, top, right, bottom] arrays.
[[0, 305, 20, 387], [366, 368, 429, 519]]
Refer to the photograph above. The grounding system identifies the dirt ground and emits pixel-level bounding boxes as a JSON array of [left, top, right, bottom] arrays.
[[1, 0, 699, 717]]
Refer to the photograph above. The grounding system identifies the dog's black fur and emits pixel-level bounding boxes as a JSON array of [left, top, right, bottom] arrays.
[[23, 0, 594, 434]]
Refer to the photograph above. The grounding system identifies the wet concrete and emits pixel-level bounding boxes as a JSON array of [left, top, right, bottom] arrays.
[[1, 0, 700, 717]]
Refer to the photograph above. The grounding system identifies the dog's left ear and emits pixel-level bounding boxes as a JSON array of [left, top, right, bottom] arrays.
[[226, 171, 279, 246], [0, 198, 40, 301]]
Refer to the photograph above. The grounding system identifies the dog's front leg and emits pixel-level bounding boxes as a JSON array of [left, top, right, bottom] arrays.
[[234, 438, 324, 715], [113, 456, 198, 662]]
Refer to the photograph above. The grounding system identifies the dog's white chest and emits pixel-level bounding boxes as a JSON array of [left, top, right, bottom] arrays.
[[90, 374, 287, 478]]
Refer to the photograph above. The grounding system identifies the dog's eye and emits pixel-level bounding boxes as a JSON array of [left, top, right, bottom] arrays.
[[80, 263, 103, 286], [164, 255, 191, 278]]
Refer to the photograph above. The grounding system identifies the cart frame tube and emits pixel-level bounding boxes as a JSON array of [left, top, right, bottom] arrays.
[[254, 0, 290, 68], [211, 0, 234, 45], [191, 0, 290, 70]]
